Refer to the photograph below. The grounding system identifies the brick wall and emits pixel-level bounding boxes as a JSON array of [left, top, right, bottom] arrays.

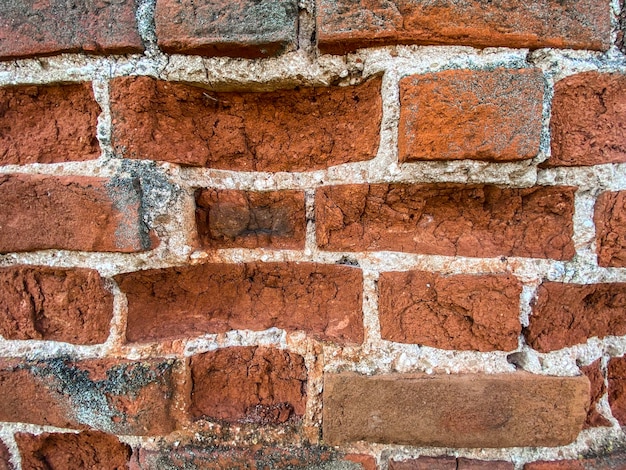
[[0, 0, 625, 468]]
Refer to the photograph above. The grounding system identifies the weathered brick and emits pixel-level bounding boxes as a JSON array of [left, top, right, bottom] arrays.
[[524, 455, 626, 470], [379, 271, 521, 352], [0, 441, 12, 470], [0, 358, 177, 435], [345, 454, 378, 470], [195, 189, 306, 250], [399, 69, 543, 162], [524, 462, 584, 470], [317, 0, 610, 54], [0, 0, 143, 60], [389, 457, 456, 470], [545, 72, 626, 167], [457, 459, 514, 470], [0, 83, 100, 165], [16, 431, 131, 470], [525, 282, 626, 352], [0, 265, 113, 344], [595, 191, 626, 267], [155, 0, 298, 58], [608, 356, 626, 426], [190, 347, 306, 424], [581, 359, 612, 428], [115, 262, 363, 344], [323, 373, 589, 447], [110, 76, 382, 171], [0, 174, 155, 253], [316, 184, 575, 260]]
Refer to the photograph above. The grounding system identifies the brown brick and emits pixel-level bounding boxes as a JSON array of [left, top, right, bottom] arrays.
[[399, 69, 543, 162], [0, 174, 155, 253], [0, 440, 12, 470], [195, 189, 306, 250], [545, 73, 626, 167], [581, 359, 612, 428], [110, 76, 382, 172], [190, 347, 306, 424], [155, 0, 298, 58], [0, 265, 113, 344], [116, 262, 363, 344], [457, 459, 514, 470], [389, 457, 457, 470], [608, 356, 626, 426], [0, 83, 100, 165], [595, 191, 626, 267], [379, 271, 521, 352], [322, 373, 589, 447], [16, 431, 131, 470], [525, 282, 626, 352], [345, 454, 378, 470], [0, 357, 177, 435], [317, 0, 610, 54], [523, 462, 584, 470], [0, 0, 142, 61], [316, 184, 575, 260]]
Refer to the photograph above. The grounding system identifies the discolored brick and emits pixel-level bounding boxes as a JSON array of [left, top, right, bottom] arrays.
[[595, 191, 626, 267], [0, 441, 12, 470], [608, 356, 626, 426], [581, 359, 612, 428], [457, 459, 514, 470], [389, 457, 456, 470]]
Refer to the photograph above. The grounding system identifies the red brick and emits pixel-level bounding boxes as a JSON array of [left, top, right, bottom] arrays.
[[115, 262, 363, 344], [110, 76, 382, 172], [545, 73, 626, 167], [389, 457, 456, 470], [155, 0, 298, 58], [346, 454, 378, 470], [0, 174, 155, 253], [399, 69, 543, 162], [0, 357, 178, 435], [16, 431, 131, 470], [457, 459, 514, 470], [0, 83, 100, 165], [190, 347, 306, 424], [608, 356, 626, 426], [581, 359, 612, 428], [379, 271, 521, 352], [524, 462, 584, 470], [525, 282, 626, 352], [316, 184, 575, 260], [317, 0, 610, 54], [195, 189, 306, 250], [595, 191, 626, 267], [0, 0, 142, 60], [323, 373, 589, 447], [0, 265, 113, 344], [0, 441, 12, 470]]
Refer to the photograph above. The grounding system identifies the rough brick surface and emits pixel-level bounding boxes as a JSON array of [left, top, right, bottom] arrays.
[[190, 347, 307, 424], [524, 462, 584, 470], [110, 76, 382, 171], [525, 282, 626, 352], [0, 265, 113, 344], [317, 0, 610, 54], [0, 358, 177, 435], [345, 454, 378, 470], [608, 356, 626, 426], [116, 262, 363, 344], [0, 174, 155, 253], [524, 454, 626, 469], [457, 459, 514, 470], [0, 441, 12, 470], [16, 431, 131, 470], [155, 0, 298, 58], [595, 191, 626, 267], [545, 72, 626, 167], [379, 271, 521, 351], [323, 373, 589, 447], [389, 457, 457, 470], [399, 69, 543, 162], [316, 184, 575, 260], [195, 189, 306, 249], [0, 83, 100, 165], [581, 359, 612, 428], [0, 0, 143, 60]]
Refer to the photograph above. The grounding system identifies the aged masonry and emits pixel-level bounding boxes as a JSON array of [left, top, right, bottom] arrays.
[[0, 0, 625, 468]]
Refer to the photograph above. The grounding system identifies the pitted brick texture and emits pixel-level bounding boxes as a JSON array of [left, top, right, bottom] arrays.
[[190, 347, 307, 424], [115, 262, 363, 344], [525, 282, 626, 352], [0, 265, 113, 344], [581, 359, 612, 428], [316, 184, 575, 260], [399, 69, 543, 162], [608, 356, 626, 426], [379, 271, 521, 352], [155, 0, 298, 58], [390, 457, 514, 470], [110, 76, 382, 171], [195, 189, 306, 250], [595, 191, 626, 267], [0, 83, 100, 165]]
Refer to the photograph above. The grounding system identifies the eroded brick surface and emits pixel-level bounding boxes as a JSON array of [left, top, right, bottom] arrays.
[[155, 0, 298, 58], [0, 83, 100, 165], [116, 262, 363, 344], [316, 184, 575, 260], [389, 457, 456, 470], [399, 69, 543, 162], [0, 265, 113, 344], [595, 191, 626, 267], [195, 189, 306, 249], [0, 441, 12, 470], [608, 356, 626, 426], [379, 271, 521, 352], [110, 76, 382, 171], [525, 282, 626, 352], [581, 359, 612, 428]]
